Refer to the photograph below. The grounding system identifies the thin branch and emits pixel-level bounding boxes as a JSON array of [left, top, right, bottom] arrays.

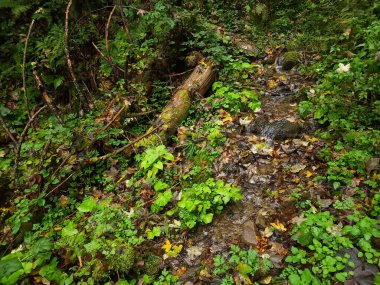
[[88, 123, 162, 163], [125, 110, 155, 118], [105, 6, 116, 59], [22, 19, 35, 119], [13, 106, 47, 189], [45, 172, 75, 198], [116, 1, 133, 42], [100, 104, 127, 132], [32, 70, 64, 124], [65, 0, 84, 100], [169, 68, 195, 78], [0, 115, 17, 145], [92, 42, 125, 73]]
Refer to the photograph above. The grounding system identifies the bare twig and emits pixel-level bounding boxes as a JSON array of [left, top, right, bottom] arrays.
[[0, 115, 17, 145], [125, 110, 155, 118], [32, 70, 64, 124], [100, 104, 127, 132], [89, 123, 162, 163], [91, 42, 125, 73], [22, 19, 35, 119], [13, 106, 47, 188], [45, 172, 75, 198], [51, 154, 72, 179], [65, 0, 84, 100], [169, 68, 195, 78], [116, 1, 133, 42], [105, 6, 116, 59]]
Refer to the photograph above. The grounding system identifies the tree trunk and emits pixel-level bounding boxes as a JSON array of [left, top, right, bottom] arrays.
[[135, 60, 215, 148]]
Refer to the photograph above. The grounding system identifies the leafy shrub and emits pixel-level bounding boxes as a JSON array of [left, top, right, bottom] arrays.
[[213, 245, 273, 284], [178, 178, 242, 229]]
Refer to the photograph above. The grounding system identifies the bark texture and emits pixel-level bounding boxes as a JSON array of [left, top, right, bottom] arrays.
[[136, 60, 215, 147]]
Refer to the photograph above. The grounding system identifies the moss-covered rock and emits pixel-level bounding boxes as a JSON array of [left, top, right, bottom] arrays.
[[143, 254, 162, 276], [107, 242, 135, 273], [282, 51, 302, 70]]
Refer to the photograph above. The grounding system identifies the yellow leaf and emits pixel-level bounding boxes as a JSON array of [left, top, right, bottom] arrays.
[[53, 227, 62, 231], [292, 177, 300, 184], [59, 195, 69, 208], [306, 170, 313, 178], [222, 114, 233, 125], [176, 266, 187, 276], [162, 239, 171, 253], [199, 269, 212, 278], [304, 135, 319, 142], [270, 222, 287, 232], [78, 256, 83, 268], [168, 244, 183, 257], [268, 79, 277, 89], [260, 276, 272, 284]]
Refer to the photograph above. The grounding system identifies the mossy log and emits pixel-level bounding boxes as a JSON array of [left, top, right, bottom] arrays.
[[136, 60, 215, 147]]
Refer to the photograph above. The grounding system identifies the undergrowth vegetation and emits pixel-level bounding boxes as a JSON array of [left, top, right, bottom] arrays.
[[0, 0, 379, 284]]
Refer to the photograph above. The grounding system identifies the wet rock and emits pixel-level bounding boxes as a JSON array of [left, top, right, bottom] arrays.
[[249, 118, 303, 140], [339, 248, 379, 285], [255, 213, 268, 229], [281, 51, 302, 70], [366, 157, 380, 172], [242, 221, 258, 244]]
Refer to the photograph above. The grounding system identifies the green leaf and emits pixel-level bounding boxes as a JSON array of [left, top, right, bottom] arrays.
[[154, 181, 169, 191], [0, 257, 23, 279], [62, 222, 78, 237], [53, 76, 64, 89], [237, 262, 253, 275], [77, 197, 97, 212], [202, 213, 213, 224]]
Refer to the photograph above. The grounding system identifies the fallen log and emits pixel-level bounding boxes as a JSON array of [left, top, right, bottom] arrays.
[[135, 59, 215, 148]]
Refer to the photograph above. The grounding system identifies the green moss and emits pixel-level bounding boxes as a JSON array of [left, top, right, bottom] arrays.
[[282, 51, 302, 70], [144, 254, 161, 276], [93, 260, 109, 281], [107, 243, 135, 273]]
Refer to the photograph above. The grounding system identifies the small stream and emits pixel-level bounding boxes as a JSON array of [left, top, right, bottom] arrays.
[[171, 62, 328, 283]]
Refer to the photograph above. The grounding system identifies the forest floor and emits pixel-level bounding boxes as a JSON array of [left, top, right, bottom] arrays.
[[163, 59, 333, 283]]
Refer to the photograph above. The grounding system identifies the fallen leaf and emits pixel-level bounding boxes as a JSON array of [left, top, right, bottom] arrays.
[[162, 239, 171, 253], [292, 177, 301, 184], [239, 117, 252, 126], [262, 227, 273, 238], [290, 164, 306, 173], [293, 139, 309, 147], [268, 79, 277, 89], [199, 269, 212, 279], [260, 276, 272, 284], [270, 222, 287, 232], [176, 266, 187, 276], [187, 246, 203, 260], [290, 214, 306, 226], [304, 135, 319, 143], [306, 170, 313, 178]]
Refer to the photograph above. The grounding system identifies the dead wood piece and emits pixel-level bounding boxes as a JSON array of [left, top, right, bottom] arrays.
[[136, 59, 215, 148]]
